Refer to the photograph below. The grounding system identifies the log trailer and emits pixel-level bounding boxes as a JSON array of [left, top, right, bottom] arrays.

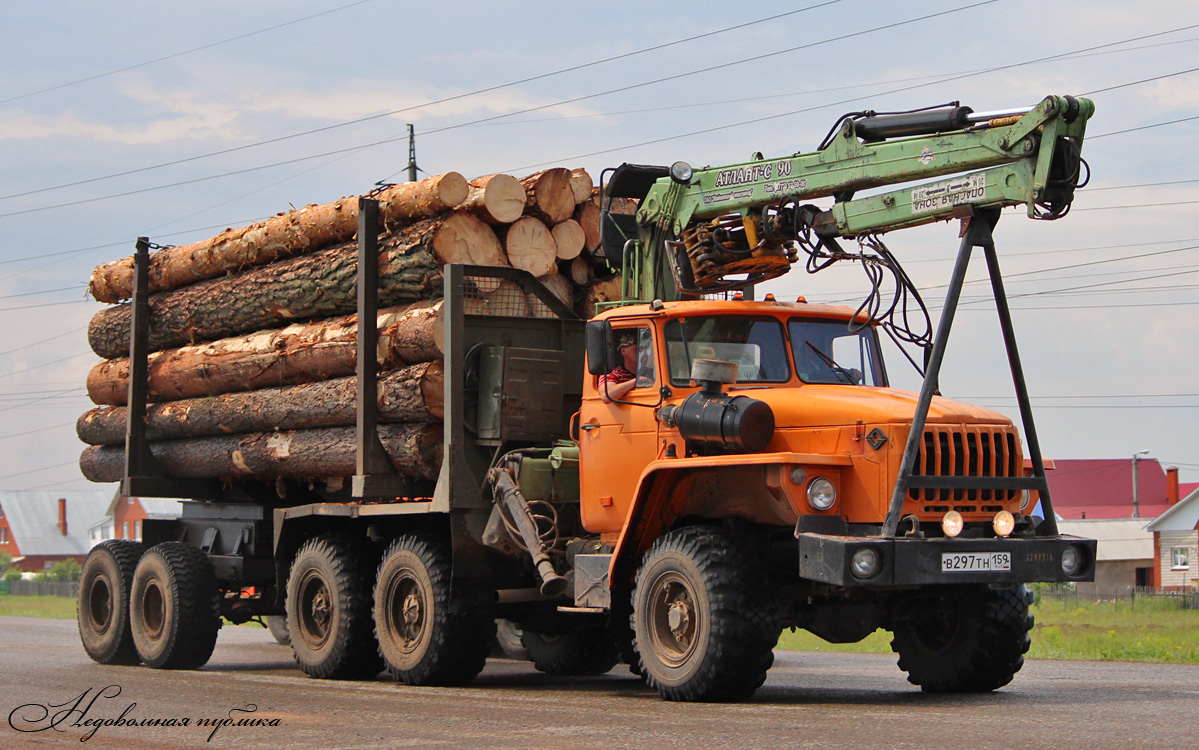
[[79, 94, 1097, 701]]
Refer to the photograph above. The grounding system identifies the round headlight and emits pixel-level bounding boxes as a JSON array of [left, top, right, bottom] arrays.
[[669, 161, 694, 184], [1020, 489, 1031, 511], [851, 547, 880, 579], [993, 510, 1015, 537], [1061, 545, 1081, 575], [941, 510, 964, 538], [807, 477, 836, 511], [789, 467, 807, 486]]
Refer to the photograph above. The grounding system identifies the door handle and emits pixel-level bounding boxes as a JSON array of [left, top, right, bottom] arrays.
[[580, 424, 600, 431]]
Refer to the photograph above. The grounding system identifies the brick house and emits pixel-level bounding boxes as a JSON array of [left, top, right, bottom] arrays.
[[88, 494, 183, 545], [1144, 481, 1199, 591], [0, 491, 111, 573]]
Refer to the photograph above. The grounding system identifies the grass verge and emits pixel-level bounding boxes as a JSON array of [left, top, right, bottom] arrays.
[[0, 593, 77, 619]]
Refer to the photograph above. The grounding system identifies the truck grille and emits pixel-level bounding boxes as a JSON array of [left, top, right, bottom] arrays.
[[907, 426, 1021, 507]]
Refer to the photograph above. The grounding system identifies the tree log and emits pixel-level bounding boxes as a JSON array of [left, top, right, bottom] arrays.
[[569, 168, 594, 205], [78, 361, 443, 445], [502, 217, 557, 279], [574, 201, 601, 252], [482, 280, 531, 317], [569, 255, 594, 286], [79, 423, 443, 483], [86, 302, 443, 406], [527, 274, 573, 318], [551, 219, 585, 261], [85, 213, 494, 359], [461, 174, 525, 225], [577, 275, 624, 319], [87, 173, 469, 303], [520, 168, 575, 224]]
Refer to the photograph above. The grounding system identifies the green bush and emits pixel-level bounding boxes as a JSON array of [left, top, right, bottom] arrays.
[[33, 559, 82, 582], [3, 567, 22, 582], [0, 551, 12, 575]]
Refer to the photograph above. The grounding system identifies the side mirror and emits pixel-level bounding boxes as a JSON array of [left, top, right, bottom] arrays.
[[585, 320, 613, 376]]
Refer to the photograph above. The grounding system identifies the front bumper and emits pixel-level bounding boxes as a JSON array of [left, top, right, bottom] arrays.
[[797, 532, 1097, 587]]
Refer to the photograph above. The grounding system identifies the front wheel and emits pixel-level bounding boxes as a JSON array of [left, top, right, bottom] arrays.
[[78, 540, 144, 665], [129, 542, 221, 669], [890, 584, 1034, 692], [631, 526, 778, 702], [522, 627, 620, 676]]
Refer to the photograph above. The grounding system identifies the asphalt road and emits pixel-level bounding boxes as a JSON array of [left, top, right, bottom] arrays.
[[1, 616, 1196, 750]]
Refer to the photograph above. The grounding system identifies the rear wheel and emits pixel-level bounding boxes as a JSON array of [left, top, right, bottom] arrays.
[[373, 534, 493, 686], [78, 540, 144, 665], [266, 615, 290, 646], [129, 542, 221, 669], [522, 627, 620, 676], [890, 584, 1034, 692], [287, 534, 382, 680], [632, 526, 778, 702]]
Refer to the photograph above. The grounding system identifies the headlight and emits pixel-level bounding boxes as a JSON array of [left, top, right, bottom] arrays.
[[1020, 489, 1031, 511], [1062, 545, 1082, 575], [941, 510, 964, 538], [789, 466, 807, 486], [851, 547, 881, 579], [806, 477, 836, 511], [670, 161, 694, 184], [993, 510, 1015, 537]]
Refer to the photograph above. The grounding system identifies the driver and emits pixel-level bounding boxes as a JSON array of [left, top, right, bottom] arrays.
[[599, 331, 639, 403]]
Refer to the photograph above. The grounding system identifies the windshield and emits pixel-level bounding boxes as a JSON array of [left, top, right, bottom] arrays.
[[664, 316, 791, 385], [789, 318, 886, 386]]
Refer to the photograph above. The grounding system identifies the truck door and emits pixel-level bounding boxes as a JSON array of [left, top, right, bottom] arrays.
[[579, 326, 660, 533]]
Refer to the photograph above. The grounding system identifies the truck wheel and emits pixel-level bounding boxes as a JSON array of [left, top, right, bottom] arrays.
[[78, 539, 145, 665], [129, 542, 221, 669], [373, 534, 494, 686], [287, 534, 382, 680], [522, 628, 620, 676], [631, 526, 778, 702], [890, 584, 1034, 693], [266, 615, 290, 646]]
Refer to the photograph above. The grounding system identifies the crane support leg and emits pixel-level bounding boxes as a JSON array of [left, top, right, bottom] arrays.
[[884, 208, 1059, 538]]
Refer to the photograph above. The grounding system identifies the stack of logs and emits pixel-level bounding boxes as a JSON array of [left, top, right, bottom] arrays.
[[77, 168, 630, 488]]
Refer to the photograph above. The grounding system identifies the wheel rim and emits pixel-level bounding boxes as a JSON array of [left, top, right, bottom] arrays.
[[140, 579, 166, 642], [387, 572, 426, 654], [297, 570, 333, 649], [87, 575, 113, 635], [647, 571, 699, 667]]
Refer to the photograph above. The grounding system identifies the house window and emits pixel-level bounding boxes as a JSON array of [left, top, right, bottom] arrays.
[[134, 521, 142, 541], [122, 522, 129, 539], [1171, 548, 1190, 570], [0, 527, 8, 544]]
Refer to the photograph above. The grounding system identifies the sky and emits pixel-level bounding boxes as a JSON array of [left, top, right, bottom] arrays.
[[1, 0, 1197, 498]]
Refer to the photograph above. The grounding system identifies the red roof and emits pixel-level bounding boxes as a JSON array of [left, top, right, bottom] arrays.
[[1181, 482, 1199, 500], [1044, 459, 1172, 520]]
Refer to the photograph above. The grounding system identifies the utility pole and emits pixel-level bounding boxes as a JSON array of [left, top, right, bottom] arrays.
[[1131, 449, 1150, 518], [407, 124, 418, 183]]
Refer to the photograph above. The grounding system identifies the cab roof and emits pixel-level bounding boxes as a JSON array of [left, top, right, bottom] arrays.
[[593, 297, 874, 325]]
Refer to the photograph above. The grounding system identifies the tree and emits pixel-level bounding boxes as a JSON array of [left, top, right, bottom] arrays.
[[0, 550, 12, 576], [35, 559, 82, 582]]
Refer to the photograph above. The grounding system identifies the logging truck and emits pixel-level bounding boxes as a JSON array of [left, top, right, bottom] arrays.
[[78, 95, 1097, 701]]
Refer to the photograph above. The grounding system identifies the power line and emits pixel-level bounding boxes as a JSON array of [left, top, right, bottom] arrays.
[[0, 326, 87, 358], [0, 286, 82, 301], [0, 351, 93, 380], [0, 460, 78, 481], [0, 0, 379, 106], [0, 1, 843, 203]]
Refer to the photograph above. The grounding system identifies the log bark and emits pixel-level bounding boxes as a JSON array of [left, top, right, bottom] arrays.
[[502, 216, 557, 279], [520, 168, 575, 224], [78, 361, 444, 445], [461, 174, 525, 225], [79, 423, 443, 483], [86, 213, 485, 359], [87, 173, 468, 303], [551, 219, 585, 261], [569, 168, 594, 205], [574, 201, 601, 253], [86, 302, 443, 406]]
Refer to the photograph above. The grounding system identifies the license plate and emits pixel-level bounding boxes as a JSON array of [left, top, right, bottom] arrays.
[[941, 551, 1011, 572]]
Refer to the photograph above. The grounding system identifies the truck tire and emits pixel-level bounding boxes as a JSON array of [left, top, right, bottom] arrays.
[[631, 526, 778, 702], [890, 584, 1034, 693], [287, 534, 383, 680], [373, 534, 494, 686], [266, 615, 290, 646], [129, 542, 221, 669], [494, 618, 528, 661], [78, 539, 145, 665], [522, 628, 620, 676]]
